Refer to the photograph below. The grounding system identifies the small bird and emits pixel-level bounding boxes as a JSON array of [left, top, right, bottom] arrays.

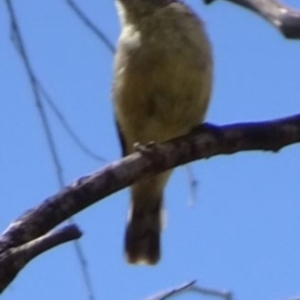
[[113, 0, 213, 264]]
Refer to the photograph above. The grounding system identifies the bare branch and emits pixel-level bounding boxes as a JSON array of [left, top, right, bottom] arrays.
[[69, 223, 96, 300], [191, 285, 233, 300], [0, 114, 299, 255], [185, 165, 198, 206], [37, 81, 107, 163], [144, 280, 233, 300], [5, 2, 98, 298], [0, 113, 299, 292], [5, 0, 65, 186], [0, 225, 82, 293], [8, 2, 106, 164], [145, 280, 196, 300], [205, 0, 300, 39], [65, 0, 115, 53]]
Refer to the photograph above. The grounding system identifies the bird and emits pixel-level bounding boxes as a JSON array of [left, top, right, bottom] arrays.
[[112, 0, 213, 264]]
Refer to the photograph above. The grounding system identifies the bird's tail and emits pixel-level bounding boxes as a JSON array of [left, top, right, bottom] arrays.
[[125, 201, 162, 264], [125, 172, 170, 265]]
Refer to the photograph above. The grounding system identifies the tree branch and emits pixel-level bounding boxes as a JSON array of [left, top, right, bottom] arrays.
[[65, 0, 115, 53], [205, 0, 300, 39], [144, 280, 197, 300], [0, 225, 82, 293], [144, 280, 233, 300], [0, 113, 299, 292]]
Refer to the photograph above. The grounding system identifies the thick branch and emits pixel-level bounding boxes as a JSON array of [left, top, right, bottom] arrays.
[[1, 114, 299, 254], [0, 225, 81, 293], [205, 0, 300, 39], [0, 114, 299, 293]]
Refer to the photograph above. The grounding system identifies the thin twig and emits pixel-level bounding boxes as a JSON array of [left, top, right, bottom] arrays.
[[4, 1, 96, 299], [65, 0, 115, 53], [37, 81, 106, 163], [11, 29, 106, 164], [185, 165, 198, 206], [145, 280, 196, 300], [68, 218, 96, 300], [144, 280, 233, 300], [191, 285, 233, 300], [5, 0, 65, 186]]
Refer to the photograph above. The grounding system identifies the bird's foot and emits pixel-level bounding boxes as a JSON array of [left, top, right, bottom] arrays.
[[133, 141, 156, 154]]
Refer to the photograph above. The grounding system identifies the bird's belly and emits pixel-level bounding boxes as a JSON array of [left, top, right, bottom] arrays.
[[139, 97, 204, 142], [117, 78, 209, 150], [115, 47, 211, 151]]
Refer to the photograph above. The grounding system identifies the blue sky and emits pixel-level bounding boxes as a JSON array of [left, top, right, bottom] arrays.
[[1, 0, 300, 299]]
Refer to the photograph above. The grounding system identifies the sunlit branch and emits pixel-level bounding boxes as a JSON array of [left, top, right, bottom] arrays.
[[0, 113, 299, 292], [205, 0, 300, 38], [1, 113, 299, 251]]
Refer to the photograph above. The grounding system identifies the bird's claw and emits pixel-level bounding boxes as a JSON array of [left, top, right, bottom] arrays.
[[133, 141, 156, 154]]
